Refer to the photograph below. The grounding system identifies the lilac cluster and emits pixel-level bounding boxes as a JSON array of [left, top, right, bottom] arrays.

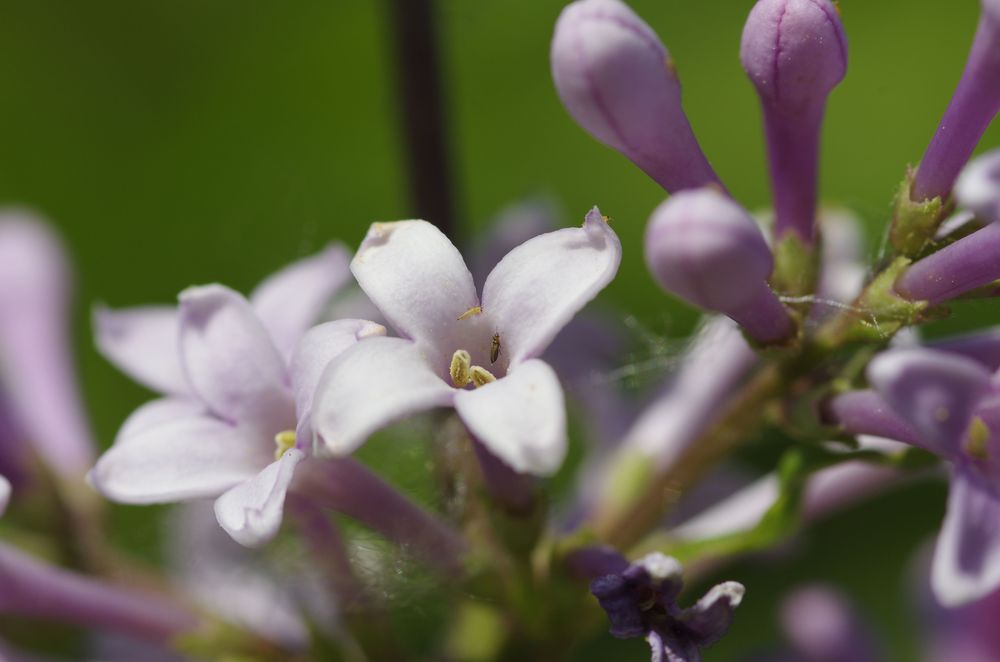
[[4, 0, 1000, 659]]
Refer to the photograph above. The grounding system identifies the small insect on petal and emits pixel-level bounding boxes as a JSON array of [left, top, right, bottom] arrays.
[[451, 349, 472, 387], [457, 306, 483, 321], [470, 365, 497, 388], [490, 333, 502, 364]]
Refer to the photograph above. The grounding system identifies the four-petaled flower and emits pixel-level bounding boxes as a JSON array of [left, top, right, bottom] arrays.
[[89, 246, 386, 547], [310, 208, 621, 475]]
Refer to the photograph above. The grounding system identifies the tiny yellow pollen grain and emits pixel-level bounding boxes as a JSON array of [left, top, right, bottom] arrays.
[[457, 306, 482, 321], [470, 365, 497, 388], [451, 349, 472, 387], [274, 430, 297, 460]]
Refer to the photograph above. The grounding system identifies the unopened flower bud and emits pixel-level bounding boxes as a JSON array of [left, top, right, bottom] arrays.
[[955, 148, 1000, 223], [895, 222, 1000, 305], [644, 188, 795, 344], [911, 0, 1000, 202], [741, 0, 847, 243], [551, 0, 721, 193]]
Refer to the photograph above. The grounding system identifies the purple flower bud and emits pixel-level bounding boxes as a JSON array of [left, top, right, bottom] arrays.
[[824, 389, 923, 446], [644, 188, 795, 344], [895, 222, 1000, 305], [928, 326, 1000, 371], [911, 1, 1000, 202], [0, 212, 95, 478], [955, 148, 1000, 223], [741, 0, 847, 244], [551, 0, 722, 193]]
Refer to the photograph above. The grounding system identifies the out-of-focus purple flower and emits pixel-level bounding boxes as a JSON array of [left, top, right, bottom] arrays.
[[777, 585, 882, 662], [90, 246, 385, 547], [929, 326, 1000, 371], [955, 148, 1000, 223], [911, 1, 1000, 202], [590, 552, 744, 662], [0, 211, 95, 478], [894, 222, 1000, 305], [311, 209, 621, 476], [167, 502, 334, 649], [645, 188, 795, 344], [835, 348, 1000, 606], [740, 0, 847, 244], [551, 0, 722, 193], [0, 474, 9, 517]]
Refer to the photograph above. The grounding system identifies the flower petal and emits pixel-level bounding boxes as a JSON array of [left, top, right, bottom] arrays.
[[214, 449, 304, 548], [453, 359, 566, 476], [289, 319, 387, 419], [678, 581, 745, 646], [481, 208, 621, 365], [350, 220, 479, 359], [932, 467, 1000, 606], [178, 285, 293, 425], [249, 244, 353, 359], [93, 305, 188, 395], [867, 348, 992, 456], [0, 474, 9, 517], [311, 337, 455, 456], [89, 408, 270, 504]]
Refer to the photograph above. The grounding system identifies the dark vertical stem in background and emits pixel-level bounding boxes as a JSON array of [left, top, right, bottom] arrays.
[[386, 0, 458, 241]]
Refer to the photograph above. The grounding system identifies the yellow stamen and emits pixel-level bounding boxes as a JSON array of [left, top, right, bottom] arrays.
[[457, 306, 482, 321], [470, 365, 497, 388], [450, 350, 472, 387], [274, 430, 297, 460], [965, 417, 991, 461]]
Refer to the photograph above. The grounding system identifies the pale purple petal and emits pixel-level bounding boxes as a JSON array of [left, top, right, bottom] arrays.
[[115, 397, 207, 441], [250, 244, 353, 359], [454, 359, 566, 476], [214, 449, 304, 548], [89, 410, 270, 503], [0, 213, 94, 476], [932, 467, 1000, 606], [0, 474, 9, 517], [928, 326, 1000, 371], [93, 305, 187, 395], [780, 585, 882, 662], [311, 336, 455, 456], [481, 208, 621, 365], [350, 220, 478, 360], [867, 348, 992, 456], [289, 319, 387, 419], [178, 285, 293, 425]]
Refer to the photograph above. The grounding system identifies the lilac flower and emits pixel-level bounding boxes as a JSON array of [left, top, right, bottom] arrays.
[[894, 222, 1000, 305], [740, 0, 847, 244], [644, 188, 795, 344], [310, 209, 621, 476], [832, 347, 1000, 605], [955, 148, 1000, 223], [0, 211, 96, 478], [0, 474, 8, 517], [777, 585, 882, 662], [911, 0, 1000, 202], [551, 0, 722, 193], [90, 245, 386, 547], [589, 552, 744, 662]]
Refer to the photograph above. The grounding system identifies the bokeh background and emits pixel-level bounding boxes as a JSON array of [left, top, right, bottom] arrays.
[[0, 0, 997, 659]]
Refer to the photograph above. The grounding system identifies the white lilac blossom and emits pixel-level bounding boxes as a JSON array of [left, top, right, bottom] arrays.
[[587, 552, 744, 662], [0, 211, 96, 478], [310, 209, 621, 476], [644, 188, 795, 344], [551, 0, 722, 193], [829, 347, 1000, 605], [740, 0, 847, 244], [89, 245, 386, 547], [911, 0, 1000, 203]]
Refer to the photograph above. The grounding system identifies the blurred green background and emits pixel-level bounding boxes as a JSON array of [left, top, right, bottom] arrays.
[[0, 0, 997, 659]]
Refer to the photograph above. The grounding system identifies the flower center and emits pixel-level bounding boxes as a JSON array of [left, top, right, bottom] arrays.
[[274, 429, 297, 460], [450, 349, 496, 388]]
